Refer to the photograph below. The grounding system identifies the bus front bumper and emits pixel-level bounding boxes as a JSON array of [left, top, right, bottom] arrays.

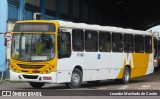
[[10, 70, 57, 83]]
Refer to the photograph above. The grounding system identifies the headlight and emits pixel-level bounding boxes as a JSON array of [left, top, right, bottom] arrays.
[[11, 66, 20, 73], [43, 67, 53, 74]]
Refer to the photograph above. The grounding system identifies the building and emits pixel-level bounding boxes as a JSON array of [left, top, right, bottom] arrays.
[[0, 0, 95, 78]]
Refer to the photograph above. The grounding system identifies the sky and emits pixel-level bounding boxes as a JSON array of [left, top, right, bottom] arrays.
[[147, 25, 160, 37]]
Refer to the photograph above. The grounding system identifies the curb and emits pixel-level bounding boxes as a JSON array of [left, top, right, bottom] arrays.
[[0, 79, 26, 84]]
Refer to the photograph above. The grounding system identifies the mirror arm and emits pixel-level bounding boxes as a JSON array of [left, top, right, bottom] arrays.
[[4, 38, 7, 46]]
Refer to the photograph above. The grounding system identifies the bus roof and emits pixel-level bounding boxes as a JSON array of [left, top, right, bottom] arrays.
[[15, 20, 152, 36], [58, 20, 152, 35]]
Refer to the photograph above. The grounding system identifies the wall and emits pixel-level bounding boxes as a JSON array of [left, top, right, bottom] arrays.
[[73, 0, 79, 18], [83, 4, 88, 22], [0, 0, 8, 72], [25, 0, 39, 6], [46, 0, 56, 11], [7, 0, 96, 24]]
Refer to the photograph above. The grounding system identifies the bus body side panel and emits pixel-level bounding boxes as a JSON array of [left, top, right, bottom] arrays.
[[109, 53, 126, 79], [57, 52, 111, 82], [56, 52, 85, 83], [131, 53, 154, 78], [145, 53, 154, 75], [116, 53, 154, 79], [95, 52, 112, 80], [57, 45, 154, 83], [83, 52, 100, 81]]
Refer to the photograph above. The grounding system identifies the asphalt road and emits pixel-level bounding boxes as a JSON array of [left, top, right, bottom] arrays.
[[0, 68, 160, 96]]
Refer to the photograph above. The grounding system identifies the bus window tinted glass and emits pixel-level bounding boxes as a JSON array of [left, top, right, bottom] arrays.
[[145, 36, 152, 53], [154, 38, 158, 58], [85, 30, 98, 52], [124, 34, 134, 52], [11, 34, 55, 61], [72, 29, 84, 51], [58, 32, 71, 58], [112, 33, 123, 52], [99, 32, 111, 52], [135, 35, 144, 53]]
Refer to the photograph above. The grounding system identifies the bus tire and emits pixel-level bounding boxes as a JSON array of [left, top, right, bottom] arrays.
[[29, 82, 45, 89], [66, 68, 82, 89], [122, 67, 131, 84]]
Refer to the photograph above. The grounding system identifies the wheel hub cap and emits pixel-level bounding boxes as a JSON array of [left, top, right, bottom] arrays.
[[72, 73, 80, 85], [125, 70, 129, 81]]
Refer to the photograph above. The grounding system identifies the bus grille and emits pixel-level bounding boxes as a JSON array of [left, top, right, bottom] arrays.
[[22, 75, 38, 79], [17, 64, 45, 69]]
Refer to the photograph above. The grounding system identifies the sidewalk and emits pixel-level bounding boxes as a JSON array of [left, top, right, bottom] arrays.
[[0, 70, 10, 83]]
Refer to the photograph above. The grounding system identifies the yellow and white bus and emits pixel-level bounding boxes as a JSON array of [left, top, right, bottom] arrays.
[[10, 20, 154, 88]]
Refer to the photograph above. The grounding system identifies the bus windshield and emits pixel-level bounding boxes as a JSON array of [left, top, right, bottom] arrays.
[[11, 33, 55, 62]]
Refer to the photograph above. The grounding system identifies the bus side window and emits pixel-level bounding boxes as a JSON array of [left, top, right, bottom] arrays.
[[99, 32, 111, 52], [72, 29, 84, 51], [85, 30, 98, 52], [112, 33, 123, 52], [154, 38, 158, 58], [145, 36, 152, 53], [58, 32, 71, 59], [135, 35, 144, 53], [124, 34, 134, 53]]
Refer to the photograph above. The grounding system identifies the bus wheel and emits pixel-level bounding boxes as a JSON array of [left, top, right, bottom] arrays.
[[66, 68, 82, 89], [122, 67, 131, 84], [29, 82, 45, 89]]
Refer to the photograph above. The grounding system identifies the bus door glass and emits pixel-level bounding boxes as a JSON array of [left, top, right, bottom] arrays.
[[58, 31, 71, 59]]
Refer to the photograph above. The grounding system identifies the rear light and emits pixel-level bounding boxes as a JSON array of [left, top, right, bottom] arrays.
[[43, 77, 52, 80], [154, 59, 157, 63]]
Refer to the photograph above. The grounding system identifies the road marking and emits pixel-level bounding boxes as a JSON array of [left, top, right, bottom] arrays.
[[142, 85, 151, 88], [138, 85, 151, 89], [145, 83, 160, 85], [118, 85, 128, 89], [97, 87, 107, 90]]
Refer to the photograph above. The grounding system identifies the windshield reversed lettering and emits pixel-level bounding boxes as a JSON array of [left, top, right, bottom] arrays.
[[31, 56, 48, 61]]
